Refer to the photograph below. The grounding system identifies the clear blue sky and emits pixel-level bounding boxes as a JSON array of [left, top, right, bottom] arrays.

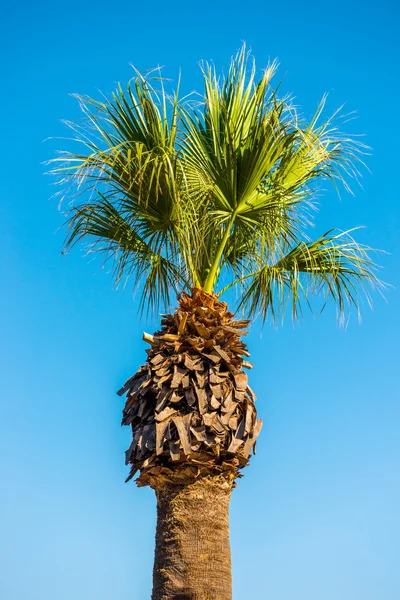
[[1, 1, 399, 598]]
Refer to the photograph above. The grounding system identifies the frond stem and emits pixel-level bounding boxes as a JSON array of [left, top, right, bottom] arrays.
[[203, 211, 237, 294]]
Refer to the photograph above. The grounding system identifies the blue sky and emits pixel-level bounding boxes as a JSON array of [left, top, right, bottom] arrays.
[[1, 1, 399, 598]]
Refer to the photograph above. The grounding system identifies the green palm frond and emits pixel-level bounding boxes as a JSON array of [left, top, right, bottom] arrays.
[[180, 46, 367, 295], [52, 71, 199, 309], [237, 229, 380, 324], [51, 45, 380, 323], [64, 195, 188, 312]]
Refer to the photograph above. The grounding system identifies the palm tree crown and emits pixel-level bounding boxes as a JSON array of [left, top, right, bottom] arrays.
[[52, 46, 378, 322]]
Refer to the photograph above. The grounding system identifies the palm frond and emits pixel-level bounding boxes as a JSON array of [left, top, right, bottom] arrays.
[[180, 47, 366, 294], [237, 229, 380, 324], [64, 195, 188, 312], [51, 71, 200, 306]]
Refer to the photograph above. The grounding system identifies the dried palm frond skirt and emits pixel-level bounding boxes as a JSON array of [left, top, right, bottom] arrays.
[[118, 288, 262, 488]]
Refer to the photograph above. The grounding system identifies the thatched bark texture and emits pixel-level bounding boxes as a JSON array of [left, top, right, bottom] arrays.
[[152, 473, 232, 600], [118, 288, 262, 486]]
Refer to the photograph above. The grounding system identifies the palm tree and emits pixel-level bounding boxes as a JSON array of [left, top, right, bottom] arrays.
[[52, 47, 379, 600]]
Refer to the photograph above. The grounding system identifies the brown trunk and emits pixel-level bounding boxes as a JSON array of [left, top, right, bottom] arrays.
[[152, 474, 233, 600]]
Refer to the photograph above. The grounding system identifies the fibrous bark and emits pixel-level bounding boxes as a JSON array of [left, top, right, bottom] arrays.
[[152, 473, 232, 600]]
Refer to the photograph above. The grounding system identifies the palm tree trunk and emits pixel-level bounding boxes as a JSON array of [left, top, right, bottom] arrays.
[[152, 474, 233, 600], [118, 289, 262, 597]]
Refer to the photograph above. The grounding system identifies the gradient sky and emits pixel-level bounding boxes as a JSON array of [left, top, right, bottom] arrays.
[[1, 1, 399, 598]]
